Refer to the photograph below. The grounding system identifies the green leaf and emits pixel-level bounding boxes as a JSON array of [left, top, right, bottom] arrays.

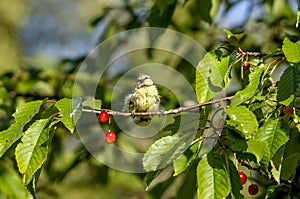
[[0, 100, 44, 157], [277, 67, 300, 106], [163, 113, 200, 136], [0, 161, 33, 199], [225, 129, 247, 152], [270, 160, 281, 183], [156, 0, 176, 13], [231, 67, 264, 107], [254, 119, 289, 159], [82, 98, 102, 110], [15, 119, 50, 184], [175, 164, 197, 199], [144, 112, 199, 172], [225, 106, 258, 138], [143, 133, 195, 171], [55, 98, 82, 133], [196, 51, 229, 103], [281, 153, 300, 180], [282, 37, 300, 63], [198, 107, 227, 159], [197, 153, 230, 199], [188, 0, 212, 23], [147, 175, 175, 198], [236, 151, 256, 163], [223, 30, 246, 40], [0, 86, 8, 101], [173, 141, 200, 176], [162, 115, 181, 133], [210, 55, 230, 88], [247, 139, 270, 166], [145, 170, 162, 188], [271, 145, 285, 183], [148, 0, 177, 28], [228, 159, 244, 199]]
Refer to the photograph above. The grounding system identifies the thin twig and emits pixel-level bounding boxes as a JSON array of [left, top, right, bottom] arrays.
[[49, 113, 60, 119], [47, 99, 57, 103], [82, 96, 234, 116], [237, 47, 262, 57], [239, 159, 272, 180]]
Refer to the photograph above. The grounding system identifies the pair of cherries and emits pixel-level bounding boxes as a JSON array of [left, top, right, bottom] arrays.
[[98, 110, 116, 143], [239, 171, 259, 195]]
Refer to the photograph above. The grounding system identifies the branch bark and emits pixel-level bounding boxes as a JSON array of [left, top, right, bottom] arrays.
[[82, 96, 234, 116]]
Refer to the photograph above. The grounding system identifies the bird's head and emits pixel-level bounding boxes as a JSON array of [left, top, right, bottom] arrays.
[[135, 74, 154, 88]]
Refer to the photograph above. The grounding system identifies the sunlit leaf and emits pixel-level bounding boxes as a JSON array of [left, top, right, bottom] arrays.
[[196, 51, 229, 103], [82, 98, 102, 110], [197, 153, 230, 199], [143, 132, 195, 171], [223, 30, 246, 40], [196, 52, 213, 103], [210, 55, 229, 88], [15, 119, 50, 184], [254, 119, 289, 159], [271, 145, 285, 183], [225, 106, 258, 138], [55, 98, 82, 133], [270, 160, 281, 183], [0, 100, 44, 157], [247, 139, 270, 166], [231, 67, 264, 107], [282, 37, 300, 63]]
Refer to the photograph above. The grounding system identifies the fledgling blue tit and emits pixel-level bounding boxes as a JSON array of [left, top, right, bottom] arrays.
[[123, 74, 160, 123]]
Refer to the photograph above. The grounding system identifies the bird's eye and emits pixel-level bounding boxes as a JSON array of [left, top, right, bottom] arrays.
[[143, 76, 150, 81]]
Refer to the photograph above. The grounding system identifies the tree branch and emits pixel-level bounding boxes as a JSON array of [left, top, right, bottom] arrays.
[[82, 96, 234, 116]]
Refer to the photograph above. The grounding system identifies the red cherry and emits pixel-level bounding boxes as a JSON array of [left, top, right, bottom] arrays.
[[105, 131, 116, 143], [98, 110, 109, 123], [248, 184, 259, 195], [238, 171, 247, 185], [283, 106, 294, 116]]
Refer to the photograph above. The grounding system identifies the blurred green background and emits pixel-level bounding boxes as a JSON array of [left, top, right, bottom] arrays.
[[0, 0, 299, 198]]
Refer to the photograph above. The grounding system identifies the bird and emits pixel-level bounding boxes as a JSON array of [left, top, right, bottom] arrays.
[[123, 74, 160, 123]]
